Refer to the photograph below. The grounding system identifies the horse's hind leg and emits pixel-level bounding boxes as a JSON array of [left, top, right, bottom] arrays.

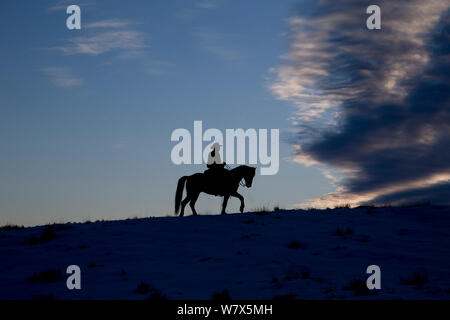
[[180, 196, 190, 217], [189, 192, 200, 216]]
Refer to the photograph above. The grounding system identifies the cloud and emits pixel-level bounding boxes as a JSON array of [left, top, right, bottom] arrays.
[[369, 182, 450, 206], [194, 29, 241, 60], [41, 67, 83, 87], [175, 1, 219, 20], [270, 0, 450, 206], [47, 4, 69, 13], [54, 19, 148, 58], [143, 60, 175, 75], [56, 31, 147, 57], [85, 19, 134, 29], [47, 0, 93, 13], [194, 1, 218, 9]]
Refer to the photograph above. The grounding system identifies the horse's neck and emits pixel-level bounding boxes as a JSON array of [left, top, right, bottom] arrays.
[[231, 166, 247, 181]]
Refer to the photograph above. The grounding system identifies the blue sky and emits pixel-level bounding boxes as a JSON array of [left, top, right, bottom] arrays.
[[0, 0, 333, 226], [2, 0, 449, 227]]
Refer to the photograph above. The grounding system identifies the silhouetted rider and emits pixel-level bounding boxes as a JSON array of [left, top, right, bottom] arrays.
[[207, 142, 225, 169], [205, 143, 227, 194]]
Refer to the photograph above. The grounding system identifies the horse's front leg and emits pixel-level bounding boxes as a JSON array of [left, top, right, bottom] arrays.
[[232, 191, 245, 213], [221, 195, 230, 215]]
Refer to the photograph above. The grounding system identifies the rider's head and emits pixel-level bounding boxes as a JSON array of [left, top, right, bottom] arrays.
[[211, 142, 221, 151]]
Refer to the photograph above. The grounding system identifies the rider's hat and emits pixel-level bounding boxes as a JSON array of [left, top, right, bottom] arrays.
[[211, 142, 222, 150]]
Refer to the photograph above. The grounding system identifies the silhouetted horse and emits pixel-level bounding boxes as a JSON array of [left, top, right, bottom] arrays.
[[175, 165, 256, 216]]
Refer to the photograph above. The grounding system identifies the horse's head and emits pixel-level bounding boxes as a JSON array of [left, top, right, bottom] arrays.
[[243, 166, 256, 188]]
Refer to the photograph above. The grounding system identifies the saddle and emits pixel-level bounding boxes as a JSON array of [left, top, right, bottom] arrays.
[[204, 164, 229, 195]]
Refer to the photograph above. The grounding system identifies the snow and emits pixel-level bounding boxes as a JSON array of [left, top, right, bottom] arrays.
[[1, 205, 450, 299]]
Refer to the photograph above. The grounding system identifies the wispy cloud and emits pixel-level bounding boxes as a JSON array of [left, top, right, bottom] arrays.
[[41, 67, 82, 87], [194, 29, 241, 60], [85, 19, 134, 29], [53, 19, 148, 58], [270, 1, 447, 124], [58, 30, 147, 56], [143, 60, 175, 76], [194, 1, 218, 9], [47, 0, 93, 14], [175, 1, 219, 20], [270, 0, 450, 207], [47, 4, 68, 13]]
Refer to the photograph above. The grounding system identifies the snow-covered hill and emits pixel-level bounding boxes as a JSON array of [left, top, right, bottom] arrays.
[[1, 205, 450, 299]]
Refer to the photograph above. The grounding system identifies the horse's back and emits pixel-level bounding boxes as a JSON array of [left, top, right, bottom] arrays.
[[187, 172, 205, 183]]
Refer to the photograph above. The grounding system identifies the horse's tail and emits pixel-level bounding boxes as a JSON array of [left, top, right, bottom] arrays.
[[175, 176, 188, 215]]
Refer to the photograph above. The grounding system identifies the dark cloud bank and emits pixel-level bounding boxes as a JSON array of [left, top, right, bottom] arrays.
[[272, 1, 450, 206]]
